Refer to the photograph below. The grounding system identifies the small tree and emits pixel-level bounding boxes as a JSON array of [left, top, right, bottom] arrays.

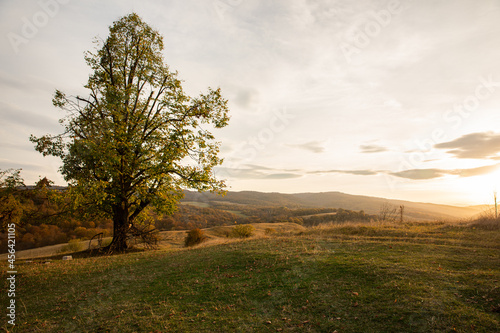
[[184, 228, 207, 247], [30, 13, 229, 252], [378, 202, 398, 222]]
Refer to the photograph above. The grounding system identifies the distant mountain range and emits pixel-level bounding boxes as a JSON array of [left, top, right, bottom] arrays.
[[183, 190, 488, 221]]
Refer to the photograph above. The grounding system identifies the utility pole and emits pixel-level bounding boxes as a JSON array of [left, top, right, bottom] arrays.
[[494, 191, 498, 220]]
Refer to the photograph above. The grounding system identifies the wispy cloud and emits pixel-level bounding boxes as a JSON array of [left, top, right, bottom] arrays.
[[390, 169, 447, 180], [390, 164, 500, 180], [455, 164, 500, 177], [308, 163, 500, 181], [309, 169, 379, 176], [0, 101, 59, 131], [219, 162, 500, 181], [359, 144, 388, 153], [216, 165, 302, 180], [435, 132, 500, 159], [288, 140, 327, 153]]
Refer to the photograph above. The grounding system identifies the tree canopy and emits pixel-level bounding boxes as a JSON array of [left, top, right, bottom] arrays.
[[30, 13, 230, 252], [0, 169, 25, 229]]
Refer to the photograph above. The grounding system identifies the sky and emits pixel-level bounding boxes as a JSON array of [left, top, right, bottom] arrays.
[[1, 0, 500, 206]]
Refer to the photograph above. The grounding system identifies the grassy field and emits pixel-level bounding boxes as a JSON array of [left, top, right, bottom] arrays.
[[2, 220, 499, 332]]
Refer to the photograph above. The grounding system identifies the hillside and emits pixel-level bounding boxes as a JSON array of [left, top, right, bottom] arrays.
[[183, 190, 485, 221], [5, 220, 499, 332], [1, 188, 487, 254]]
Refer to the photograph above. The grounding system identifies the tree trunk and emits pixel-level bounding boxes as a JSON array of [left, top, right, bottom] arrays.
[[108, 204, 129, 252]]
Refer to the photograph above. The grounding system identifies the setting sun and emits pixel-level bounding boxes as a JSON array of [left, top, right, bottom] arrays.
[[454, 168, 500, 206]]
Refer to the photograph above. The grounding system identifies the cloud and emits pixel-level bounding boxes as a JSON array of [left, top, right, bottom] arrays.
[[233, 88, 259, 110], [455, 164, 500, 177], [0, 141, 33, 152], [309, 169, 379, 176], [359, 144, 388, 153], [264, 173, 301, 179], [288, 140, 326, 153], [306, 163, 500, 180], [435, 132, 500, 159], [216, 164, 302, 180], [390, 164, 500, 180], [220, 165, 382, 179], [0, 71, 28, 91], [0, 101, 59, 131], [390, 169, 447, 180]]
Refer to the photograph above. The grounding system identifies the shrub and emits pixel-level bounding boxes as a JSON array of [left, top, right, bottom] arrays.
[[470, 217, 500, 230], [59, 239, 84, 253], [265, 227, 276, 235], [184, 228, 207, 247], [232, 224, 255, 238]]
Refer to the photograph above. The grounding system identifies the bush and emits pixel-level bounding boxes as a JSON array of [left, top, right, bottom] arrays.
[[265, 227, 276, 235], [470, 217, 500, 230], [232, 224, 255, 238], [59, 239, 84, 253], [184, 228, 207, 247]]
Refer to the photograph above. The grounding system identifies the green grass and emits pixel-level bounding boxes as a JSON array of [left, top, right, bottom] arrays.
[[2, 221, 499, 332]]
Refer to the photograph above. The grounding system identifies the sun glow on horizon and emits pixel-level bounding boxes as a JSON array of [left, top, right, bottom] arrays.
[[451, 170, 500, 206]]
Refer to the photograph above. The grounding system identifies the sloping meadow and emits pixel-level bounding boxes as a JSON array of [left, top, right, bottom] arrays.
[[3, 220, 499, 332]]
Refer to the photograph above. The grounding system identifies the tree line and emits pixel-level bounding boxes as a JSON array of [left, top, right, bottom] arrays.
[[0, 170, 113, 251], [1, 168, 378, 252]]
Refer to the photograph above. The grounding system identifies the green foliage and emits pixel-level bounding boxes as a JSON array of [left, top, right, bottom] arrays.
[[300, 208, 374, 226], [0, 170, 116, 252], [184, 228, 207, 247], [232, 224, 255, 238], [0, 169, 25, 229], [29, 13, 229, 251], [155, 204, 241, 231], [0, 168, 24, 189], [60, 239, 85, 253], [0, 170, 67, 232]]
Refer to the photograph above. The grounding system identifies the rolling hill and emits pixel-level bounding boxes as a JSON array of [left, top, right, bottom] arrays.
[[182, 190, 487, 221]]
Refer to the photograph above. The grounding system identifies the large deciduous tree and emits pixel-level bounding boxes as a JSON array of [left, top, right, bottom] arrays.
[[30, 13, 229, 252]]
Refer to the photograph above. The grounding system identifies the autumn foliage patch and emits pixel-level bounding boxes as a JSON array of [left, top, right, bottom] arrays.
[[232, 224, 255, 238], [184, 228, 207, 247]]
